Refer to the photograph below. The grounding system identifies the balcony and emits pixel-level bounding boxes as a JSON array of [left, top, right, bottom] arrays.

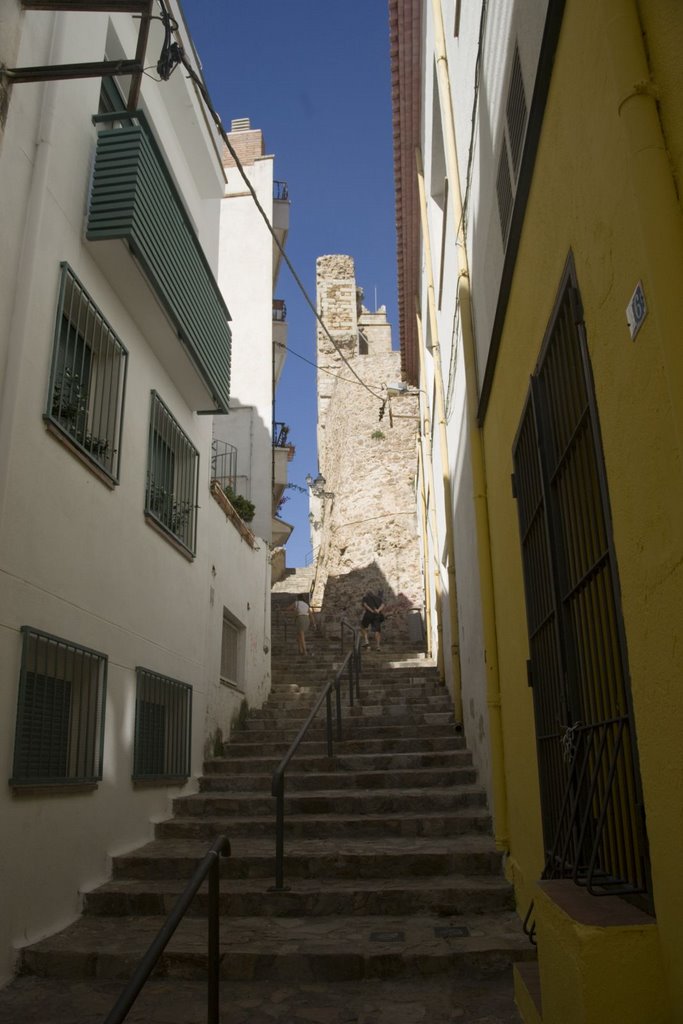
[[86, 111, 232, 414], [272, 180, 290, 284], [272, 421, 294, 510], [273, 299, 288, 385]]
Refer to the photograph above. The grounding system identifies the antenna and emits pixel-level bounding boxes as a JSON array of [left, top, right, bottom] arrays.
[[374, 286, 378, 311]]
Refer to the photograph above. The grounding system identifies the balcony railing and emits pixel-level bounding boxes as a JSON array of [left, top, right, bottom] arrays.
[[211, 438, 237, 493], [273, 180, 289, 201], [273, 422, 290, 448], [272, 299, 287, 322]]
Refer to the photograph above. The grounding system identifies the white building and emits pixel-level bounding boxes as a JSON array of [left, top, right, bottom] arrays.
[[0, 1, 274, 984], [213, 117, 294, 555], [389, 0, 550, 819]]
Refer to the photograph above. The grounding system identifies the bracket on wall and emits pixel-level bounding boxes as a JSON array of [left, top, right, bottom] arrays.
[[2, 0, 154, 110]]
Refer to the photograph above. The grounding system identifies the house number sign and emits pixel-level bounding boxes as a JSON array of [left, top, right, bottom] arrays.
[[626, 280, 647, 340]]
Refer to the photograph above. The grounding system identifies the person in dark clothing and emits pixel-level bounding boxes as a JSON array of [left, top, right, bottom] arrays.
[[360, 589, 385, 650]]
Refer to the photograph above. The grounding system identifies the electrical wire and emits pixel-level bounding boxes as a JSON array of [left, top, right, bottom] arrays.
[[273, 340, 384, 389], [155, 0, 385, 403]]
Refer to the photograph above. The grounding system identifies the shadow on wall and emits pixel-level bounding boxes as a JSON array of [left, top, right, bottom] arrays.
[[321, 561, 421, 644]]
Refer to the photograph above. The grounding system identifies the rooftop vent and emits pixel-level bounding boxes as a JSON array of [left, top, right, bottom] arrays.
[[230, 118, 251, 132]]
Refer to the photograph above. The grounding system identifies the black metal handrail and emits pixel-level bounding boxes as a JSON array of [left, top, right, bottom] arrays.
[[103, 835, 231, 1024], [271, 628, 362, 891], [340, 617, 362, 706]]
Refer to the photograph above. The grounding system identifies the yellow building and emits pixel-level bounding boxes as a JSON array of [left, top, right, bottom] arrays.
[[391, 1, 683, 1020]]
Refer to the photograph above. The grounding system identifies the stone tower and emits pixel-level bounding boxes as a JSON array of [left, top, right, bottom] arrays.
[[311, 255, 422, 639]]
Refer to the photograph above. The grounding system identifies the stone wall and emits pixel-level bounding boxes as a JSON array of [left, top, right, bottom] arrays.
[[312, 256, 423, 641]]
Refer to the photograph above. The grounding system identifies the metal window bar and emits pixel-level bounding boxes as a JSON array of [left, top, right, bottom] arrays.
[[496, 145, 513, 246], [505, 44, 528, 179], [512, 265, 651, 927], [133, 668, 192, 780], [145, 391, 199, 554], [11, 626, 107, 785], [103, 835, 231, 1024], [273, 180, 289, 201], [271, 625, 363, 891], [273, 421, 290, 447], [211, 438, 237, 493], [46, 263, 128, 481]]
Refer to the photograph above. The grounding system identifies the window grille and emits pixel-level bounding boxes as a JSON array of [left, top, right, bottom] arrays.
[[145, 391, 199, 554], [133, 668, 192, 780], [496, 42, 528, 248], [11, 627, 107, 786], [506, 45, 527, 179], [512, 259, 651, 905], [220, 612, 243, 688], [46, 263, 128, 480]]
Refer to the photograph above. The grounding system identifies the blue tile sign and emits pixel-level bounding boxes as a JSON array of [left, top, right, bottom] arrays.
[[626, 281, 647, 340]]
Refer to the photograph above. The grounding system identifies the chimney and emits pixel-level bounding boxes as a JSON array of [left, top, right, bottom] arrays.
[[222, 117, 265, 169]]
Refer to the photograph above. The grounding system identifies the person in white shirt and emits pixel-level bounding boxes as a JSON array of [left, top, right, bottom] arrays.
[[287, 594, 314, 655]]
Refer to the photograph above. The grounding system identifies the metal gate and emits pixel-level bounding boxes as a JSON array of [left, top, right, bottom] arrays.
[[512, 257, 651, 905]]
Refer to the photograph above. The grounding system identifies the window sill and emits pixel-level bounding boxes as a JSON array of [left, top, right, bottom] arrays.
[[219, 676, 245, 694], [144, 512, 195, 561], [11, 781, 98, 796], [44, 418, 117, 489], [132, 776, 189, 788]]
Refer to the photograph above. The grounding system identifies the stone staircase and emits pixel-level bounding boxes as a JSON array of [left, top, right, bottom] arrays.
[[15, 596, 532, 996]]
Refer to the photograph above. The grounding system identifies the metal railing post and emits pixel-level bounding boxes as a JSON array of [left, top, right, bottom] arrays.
[[207, 852, 220, 1024], [274, 774, 285, 891], [335, 675, 343, 741], [325, 691, 333, 756]]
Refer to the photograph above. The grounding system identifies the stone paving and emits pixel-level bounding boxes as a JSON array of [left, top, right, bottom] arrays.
[[0, 603, 529, 1021], [0, 973, 521, 1023]]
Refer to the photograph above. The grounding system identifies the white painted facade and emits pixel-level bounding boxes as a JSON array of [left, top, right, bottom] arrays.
[[0, 3, 272, 984], [409, 0, 548, 800], [213, 121, 291, 545]]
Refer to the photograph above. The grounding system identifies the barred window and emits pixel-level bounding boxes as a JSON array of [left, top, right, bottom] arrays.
[[11, 627, 107, 786], [133, 668, 192, 780], [46, 263, 127, 481], [145, 391, 199, 554]]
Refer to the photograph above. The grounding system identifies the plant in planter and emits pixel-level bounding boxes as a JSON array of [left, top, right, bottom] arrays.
[[52, 367, 88, 433], [148, 482, 195, 537], [223, 486, 255, 523]]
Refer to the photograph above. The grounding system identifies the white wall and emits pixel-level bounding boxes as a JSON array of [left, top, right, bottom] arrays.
[[0, 3, 271, 984], [215, 157, 276, 542]]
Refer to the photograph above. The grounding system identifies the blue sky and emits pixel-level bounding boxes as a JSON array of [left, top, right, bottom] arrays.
[[181, 1, 399, 566]]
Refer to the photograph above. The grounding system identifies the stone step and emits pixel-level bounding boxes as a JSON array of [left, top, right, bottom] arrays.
[[20, 912, 533, 982], [198, 764, 477, 793], [172, 784, 486, 819], [204, 748, 473, 775], [221, 734, 465, 758], [83, 874, 514, 919], [231, 721, 459, 744], [155, 807, 493, 840], [112, 835, 504, 881], [250, 697, 454, 719]]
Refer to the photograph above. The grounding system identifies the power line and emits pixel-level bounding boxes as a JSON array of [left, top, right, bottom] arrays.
[[274, 341, 379, 388]]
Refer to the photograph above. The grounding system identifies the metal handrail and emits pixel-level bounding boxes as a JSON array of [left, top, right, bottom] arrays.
[[103, 835, 231, 1024], [271, 628, 362, 891], [340, 617, 362, 706]]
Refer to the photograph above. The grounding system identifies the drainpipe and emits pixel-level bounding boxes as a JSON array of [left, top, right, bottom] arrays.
[[601, 0, 683, 465], [0, 10, 65, 530], [430, 0, 509, 847], [415, 310, 446, 679], [416, 440, 434, 659], [414, 152, 463, 723]]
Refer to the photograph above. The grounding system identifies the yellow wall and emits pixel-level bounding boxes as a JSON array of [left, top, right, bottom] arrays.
[[483, 0, 683, 1016]]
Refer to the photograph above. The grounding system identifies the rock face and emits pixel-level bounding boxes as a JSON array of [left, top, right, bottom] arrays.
[[312, 256, 423, 640]]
